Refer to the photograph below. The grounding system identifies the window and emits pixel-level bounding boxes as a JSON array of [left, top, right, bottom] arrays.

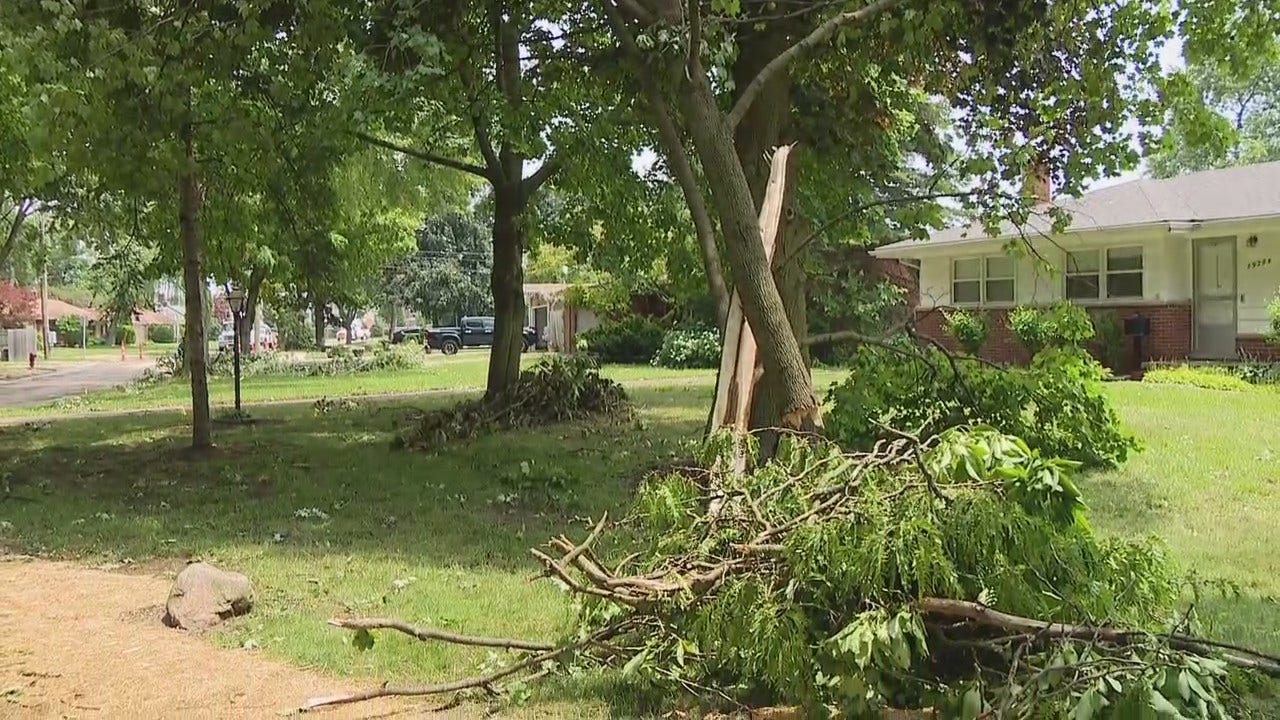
[[951, 256, 1016, 305], [1064, 247, 1143, 300]]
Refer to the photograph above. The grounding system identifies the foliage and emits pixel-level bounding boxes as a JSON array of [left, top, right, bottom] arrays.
[[397, 356, 630, 452], [652, 328, 721, 369], [560, 431, 1206, 717], [0, 281, 35, 328], [1008, 304, 1096, 355], [1144, 366, 1254, 392], [1235, 361, 1280, 385], [944, 309, 989, 356], [1149, 43, 1280, 178], [203, 343, 424, 379], [114, 325, 136, 346], [53, 315, 84, 347], [564, 275, 635, 322], [147, 325, 176, 344], [1092, 311, 1129, 373], [1267, 293, 1280, 346], [269, 307, 311, 351], [578, 317, 667, 364], [825, 346, 1137, 469], [381, 213, 492, 327]]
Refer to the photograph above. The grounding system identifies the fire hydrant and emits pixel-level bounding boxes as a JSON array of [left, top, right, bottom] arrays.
[[28, 352, 36, 369]]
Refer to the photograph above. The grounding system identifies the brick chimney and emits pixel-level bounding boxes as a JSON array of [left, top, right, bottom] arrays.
[[1026, 162, 1052, 204]]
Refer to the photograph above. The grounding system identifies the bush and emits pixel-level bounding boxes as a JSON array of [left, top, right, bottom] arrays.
[[825, 345, 1137, 469], [943, 309, 988, 355], [1143, 365, 1253, 392], [1267, 293, 1280, 345], [652, 327, 720, 368], [273, 309, 312, 350], [1008, 303, 1095, 355], [1236, 361, 1280, 385], [578, 316, 667, 364], [1091, 311, 1128, 373], [114, 325, 136, 345], [147, 324, 176, 344], [54, 316, 85, 347]]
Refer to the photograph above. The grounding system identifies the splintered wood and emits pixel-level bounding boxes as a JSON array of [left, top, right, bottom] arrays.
[[709, 144, 793, 446]]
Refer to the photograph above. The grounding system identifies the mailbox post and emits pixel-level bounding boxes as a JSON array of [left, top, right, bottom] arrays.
[[1123, 313, 1151, 377]]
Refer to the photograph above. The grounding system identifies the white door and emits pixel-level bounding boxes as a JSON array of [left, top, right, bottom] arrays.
[[1193, 237, 1238, 358]]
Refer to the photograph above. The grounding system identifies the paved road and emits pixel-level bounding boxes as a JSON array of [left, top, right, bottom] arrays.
[[0, 361, 152, 408]]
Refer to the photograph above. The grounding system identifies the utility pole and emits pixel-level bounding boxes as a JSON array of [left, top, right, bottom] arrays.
[[39, 219, 49, 360]]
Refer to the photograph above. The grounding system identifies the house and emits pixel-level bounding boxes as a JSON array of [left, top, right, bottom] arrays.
[[524, 283, 598, 352], [872, 161, 1280, 363]]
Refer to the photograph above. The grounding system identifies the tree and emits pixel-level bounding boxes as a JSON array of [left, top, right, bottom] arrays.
[[383, 213, 493, 326], [0, 281, 35, 328], [1149, 45, 1280, 178], [7, 0, 357, 450], [587, 0, 1170, 438]]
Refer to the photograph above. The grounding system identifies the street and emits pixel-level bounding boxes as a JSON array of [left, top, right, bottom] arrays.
[[0, 361, 152, 408]]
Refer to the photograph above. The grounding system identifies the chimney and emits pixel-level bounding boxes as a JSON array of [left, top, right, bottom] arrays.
[[1026, 161, 1052, 204]]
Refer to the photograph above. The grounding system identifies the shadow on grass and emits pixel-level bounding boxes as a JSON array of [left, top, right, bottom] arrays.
[[0, 385, 708, 570]]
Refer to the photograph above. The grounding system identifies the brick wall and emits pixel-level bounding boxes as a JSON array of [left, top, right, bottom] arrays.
[[1237, 335, 1280, 361], [914, 303, 1194, 366]]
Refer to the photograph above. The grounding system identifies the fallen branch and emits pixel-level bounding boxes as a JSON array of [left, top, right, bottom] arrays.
[[918, 598, 1280, 677], [326, 618, 556, 653], [302, 622, 627, 711]]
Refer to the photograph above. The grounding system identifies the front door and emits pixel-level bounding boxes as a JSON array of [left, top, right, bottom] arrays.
[[1193, 237, 1238, 358]]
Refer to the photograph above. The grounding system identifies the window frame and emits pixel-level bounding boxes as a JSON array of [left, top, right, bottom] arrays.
[[950, 255, 1018, 306], [1063, 246, 1144, 302]]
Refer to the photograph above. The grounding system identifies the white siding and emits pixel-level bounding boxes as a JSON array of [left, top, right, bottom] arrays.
[[1237, 231, 1280, 335]]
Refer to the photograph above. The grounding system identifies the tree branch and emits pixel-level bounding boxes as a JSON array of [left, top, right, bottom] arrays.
[[0, 198, 36, 270], [917, 598, 1280, 677], [354, 131, 492, 181], [327, 618, 556, 652], [521, 155, 563, 201], [726, 0, 904, 130]]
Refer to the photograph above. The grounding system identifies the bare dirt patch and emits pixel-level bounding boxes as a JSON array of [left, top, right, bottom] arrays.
[[0, 557, 410, 719]]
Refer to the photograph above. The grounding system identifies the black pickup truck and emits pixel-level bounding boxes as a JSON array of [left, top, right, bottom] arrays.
[[425, 316, 538, 355]]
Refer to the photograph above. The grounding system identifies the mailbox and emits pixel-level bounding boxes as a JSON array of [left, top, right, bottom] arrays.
[[1123, 314, 1151, 337]]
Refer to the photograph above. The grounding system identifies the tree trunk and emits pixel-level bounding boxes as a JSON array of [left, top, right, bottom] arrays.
[[487, 187, 526, 400], [239, 267, 265, 352], [682, 74, 818, 431], [179, 122, 212, 450], [0, 199, 33, 271], [312, 299, 326, 349]]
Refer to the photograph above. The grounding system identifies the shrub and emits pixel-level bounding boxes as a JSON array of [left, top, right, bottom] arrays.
[[1236, 361, 1280, 385], [1267, 293, 1280, 345], [1008, 303, 1095, 355], [652, 327, 720, 368], [114, 325, 136, 345], [825, 345, 1137, 469], [272, 309, 311, 350], [147, 324, 176, 344], [943, 309, 988, 355], [1091, 311, 1128, 373], [578, 316, 667, 364], [1143, 366, 1253, 392], [54, 316, 85, 347]]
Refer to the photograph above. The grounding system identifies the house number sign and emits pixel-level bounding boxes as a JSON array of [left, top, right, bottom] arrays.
[[1248, 258, 1272, 269]]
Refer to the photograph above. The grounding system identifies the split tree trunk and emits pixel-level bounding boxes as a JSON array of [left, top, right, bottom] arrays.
[[487, 188, 526, 400], [179, 121, 212, 450], [238, 268, 265, 352], [681, 74, 819, 431]]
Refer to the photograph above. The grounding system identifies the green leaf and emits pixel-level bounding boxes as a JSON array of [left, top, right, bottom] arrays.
[[621, 648, 648, 677], [1148, 689, 1184, 718], [960, 687, 982, 720], [352, 628, 375, 652]]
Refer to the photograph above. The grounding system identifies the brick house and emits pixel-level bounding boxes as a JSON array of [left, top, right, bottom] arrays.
[[872, 161, 1280, 363]]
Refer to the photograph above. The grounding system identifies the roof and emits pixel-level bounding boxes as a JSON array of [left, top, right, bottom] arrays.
[[523, 283, 569, 303], [132, 307, 183, 325], [875, 160, 1280, 255], [43, 297, 95, 319]]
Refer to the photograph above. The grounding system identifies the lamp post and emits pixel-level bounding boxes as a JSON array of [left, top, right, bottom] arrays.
[[225, 284, 247, 416]]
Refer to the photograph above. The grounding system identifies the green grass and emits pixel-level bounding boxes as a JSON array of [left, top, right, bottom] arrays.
[[0, 354, 733, 420], [0, 371, 1274, 715]]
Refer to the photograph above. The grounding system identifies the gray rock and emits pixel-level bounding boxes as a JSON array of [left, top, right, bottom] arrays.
[[162, 562, 255, 631]]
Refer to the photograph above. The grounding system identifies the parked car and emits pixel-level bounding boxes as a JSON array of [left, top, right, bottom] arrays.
[[390, 326, 424, 344], [425, 316, 537, 355], [218, 323, 278, 352]]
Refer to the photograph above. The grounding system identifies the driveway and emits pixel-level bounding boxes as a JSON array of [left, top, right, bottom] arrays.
[[0, 361, 152, 408]]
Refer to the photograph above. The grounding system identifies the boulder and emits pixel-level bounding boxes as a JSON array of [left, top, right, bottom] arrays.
[[162, 562, 255, 631]]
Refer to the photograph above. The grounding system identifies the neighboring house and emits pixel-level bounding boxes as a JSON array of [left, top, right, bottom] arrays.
[[873, 161, 1280, 363], [524, 283, 598, 352]]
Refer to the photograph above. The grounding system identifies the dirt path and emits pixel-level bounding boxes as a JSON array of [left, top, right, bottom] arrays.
[[0, 558, 409, 719]]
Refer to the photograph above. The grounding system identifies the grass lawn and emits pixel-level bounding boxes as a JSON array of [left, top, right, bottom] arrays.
[[0, 371, 1276, 715]]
